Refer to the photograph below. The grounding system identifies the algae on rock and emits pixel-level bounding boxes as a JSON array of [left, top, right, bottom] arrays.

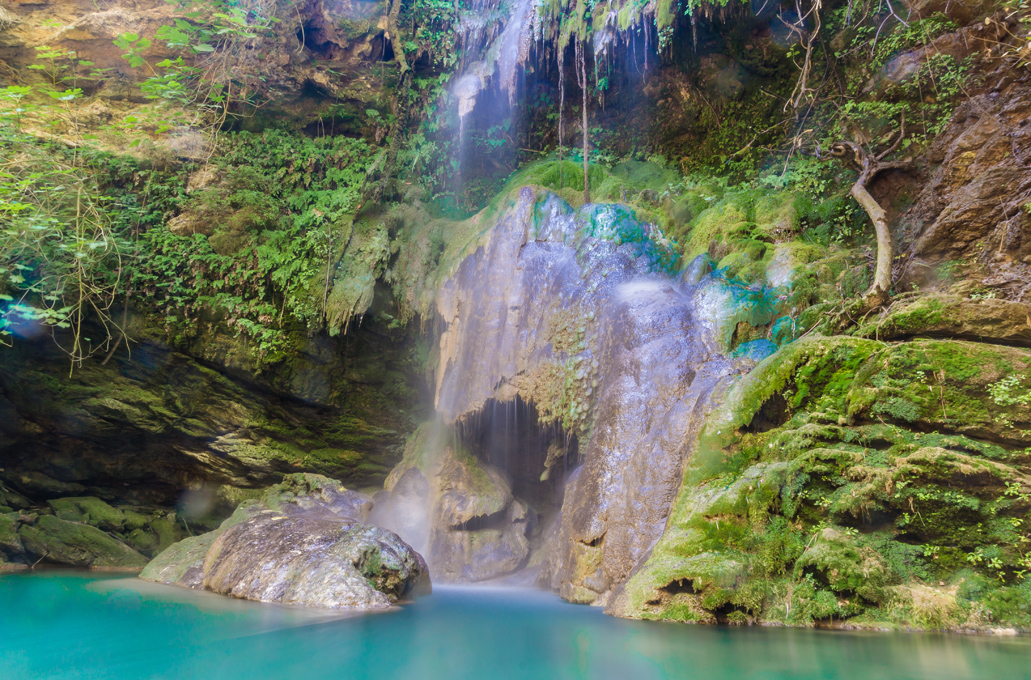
[[609, 336, 1031, 631]]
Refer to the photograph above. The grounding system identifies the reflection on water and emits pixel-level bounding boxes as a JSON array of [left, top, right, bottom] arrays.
[[1, 573, 1029, 680]]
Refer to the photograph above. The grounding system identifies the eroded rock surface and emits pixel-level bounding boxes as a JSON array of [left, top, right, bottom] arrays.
[[401, 187, 753, 602], [900, 62, 1031, 299], [141, 473, 429, 609], [0, 320, 418, 508], [375, 423, 536, 582]]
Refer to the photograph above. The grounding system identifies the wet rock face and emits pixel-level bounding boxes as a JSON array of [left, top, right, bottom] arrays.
[[0, 320, 418, 508], [426, 187, 738, 603], [374, 425, 536, 583], [900, 63, 1031, 299], [142, 474, 429, 608]]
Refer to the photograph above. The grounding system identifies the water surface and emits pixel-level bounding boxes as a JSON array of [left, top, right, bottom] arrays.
[[1, 572, 1028, 679]]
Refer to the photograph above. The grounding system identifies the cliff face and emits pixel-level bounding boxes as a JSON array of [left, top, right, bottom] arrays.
[[0, 0, 396, 143]]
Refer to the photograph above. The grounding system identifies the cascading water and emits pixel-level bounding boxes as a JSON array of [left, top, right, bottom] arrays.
[[373, 185, 755, 601], [452, 0, 538, 169]]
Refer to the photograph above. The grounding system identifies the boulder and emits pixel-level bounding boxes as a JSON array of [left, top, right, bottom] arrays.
[[47, 497, 125, 532], [17, 515, 148, 569], [141, 474, 429, 609], [202, 511, 427, 608], [0, 512, 24, 556], [377, 424, 534, 583], [856, 293, 1031, 346]]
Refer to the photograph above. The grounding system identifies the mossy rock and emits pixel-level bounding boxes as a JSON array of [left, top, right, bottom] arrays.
[[18, 516, 147, 569], [753, 193, 799, 243], [855, 293, 1031, 347], [139, 532, 217, 588], [615, 334, 1031, 631], [795, 528, 892, 603], [0, 513, 24, 556], [47, 497, 125, 532]]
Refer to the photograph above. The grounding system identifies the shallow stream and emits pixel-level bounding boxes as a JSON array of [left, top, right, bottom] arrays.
[[2, 573, 1029, 679]]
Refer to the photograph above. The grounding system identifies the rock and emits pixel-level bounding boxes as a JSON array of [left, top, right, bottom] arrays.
[[202, 511, 427, 608], [856, 293, 1031, 346], [369, 467, 430, 552], [795, 528, 890, 604], [141, 473, 427, 608], [377, 426, 532, 582], [18, 516, 147, 569], [149, 515, 181, 554], [0, 325, 414, 508], [260, 472, 374, 521], [0, 488, 30, 510], [0, 512, 24, 556], [900, 56, 1031, 297], [609, 335, 1031, 627], [8, 471, 86, 498], [902, 0, 995, 24], [142, 532, 219, 589], [421, 187, 745, 602], [47, 497, 125, 532]]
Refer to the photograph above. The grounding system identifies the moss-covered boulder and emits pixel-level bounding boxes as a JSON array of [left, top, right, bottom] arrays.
[[0, 513, 24, 556], [855, 292, 1031, 347], [18, 516, 148, 570], [47, 497, 125, 533]]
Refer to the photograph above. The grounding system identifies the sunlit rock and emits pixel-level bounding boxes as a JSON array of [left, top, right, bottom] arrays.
[[141, 473, 429, 609]]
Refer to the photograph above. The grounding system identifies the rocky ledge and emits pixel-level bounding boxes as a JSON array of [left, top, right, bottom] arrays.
[[141, 473, 430, 609]]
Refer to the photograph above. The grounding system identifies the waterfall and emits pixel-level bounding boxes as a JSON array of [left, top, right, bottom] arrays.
[[453, 0, 538, 154]]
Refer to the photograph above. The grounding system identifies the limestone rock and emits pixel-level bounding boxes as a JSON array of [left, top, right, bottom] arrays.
[[899, 47, 1031, 298], [377, 426, 533, 582], [423, 188, 737, 602], [203, 511, 427, 608], [141, 473, 428, 609], [856, 293, 1031, 346], [0, 326, 413, 508]]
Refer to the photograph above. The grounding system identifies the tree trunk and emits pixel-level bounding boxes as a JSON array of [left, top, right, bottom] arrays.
[[830, 139, 911, 311], [849, 180, 892, 307]]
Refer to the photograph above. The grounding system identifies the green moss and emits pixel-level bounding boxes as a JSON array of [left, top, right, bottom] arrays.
[[18, 516, 147, 569], [0, 513, 23, 556], [615, 335, 1031, 631], [47, 497, 125, 532]]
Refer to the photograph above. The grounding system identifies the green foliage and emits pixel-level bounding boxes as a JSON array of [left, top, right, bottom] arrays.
[[0, 70, 142, 365], [133, 130, 375, 359], [401, 0, 459, 68], [114, 0, 282, 135]]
